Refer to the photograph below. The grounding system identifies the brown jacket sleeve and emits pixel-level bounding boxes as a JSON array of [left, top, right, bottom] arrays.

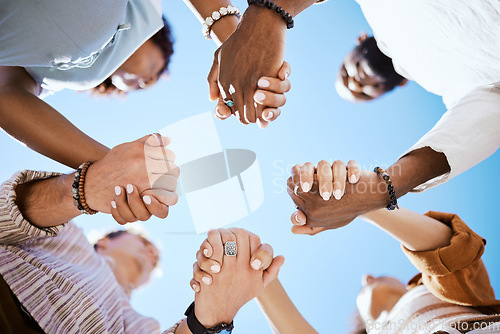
[[402, 211, 500, 310]]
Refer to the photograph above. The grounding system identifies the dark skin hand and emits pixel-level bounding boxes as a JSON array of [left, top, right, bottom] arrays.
[[208, 0, 317, 126], [287, 147, 450, 230]]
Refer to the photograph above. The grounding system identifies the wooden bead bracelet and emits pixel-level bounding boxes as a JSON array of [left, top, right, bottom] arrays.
[[72, 162, 98, 215]]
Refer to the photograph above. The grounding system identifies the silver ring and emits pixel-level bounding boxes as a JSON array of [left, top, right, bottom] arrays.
[[224, 241, 237, 256], [294, 185, 299, 196], [223, 99, 234, 108]]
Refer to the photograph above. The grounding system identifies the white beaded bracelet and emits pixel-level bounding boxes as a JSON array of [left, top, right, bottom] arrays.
[[202, 6, 241, 40]]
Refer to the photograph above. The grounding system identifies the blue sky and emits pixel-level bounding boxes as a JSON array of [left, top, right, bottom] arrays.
[[1, 0, 499, 332]]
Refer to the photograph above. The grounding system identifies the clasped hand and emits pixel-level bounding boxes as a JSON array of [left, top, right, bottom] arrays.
[[85, 134, 179, 224], [189, 228, 284, 327], [208, 6, 289, 128], [287, 160, 365, 235]]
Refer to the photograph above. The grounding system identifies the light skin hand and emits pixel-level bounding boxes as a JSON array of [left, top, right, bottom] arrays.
[[85, 134, 179, 214], [191, 230, 281, 292], [192, 228, 284, 328], [214, 61, 291, 128], [110, 184, 169, 225]]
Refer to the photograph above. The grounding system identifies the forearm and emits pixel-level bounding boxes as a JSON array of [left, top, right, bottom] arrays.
[[0, 72, 109, 169], [15, 173, 81, 227], [361, 207, 453, 251], [388, 147, 450, 198], [256, 279, 317, 334], [183, 0, 240, 45]]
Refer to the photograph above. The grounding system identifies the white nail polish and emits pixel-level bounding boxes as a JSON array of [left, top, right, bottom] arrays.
[[115, 186, 121, 196], [211, 265, 220, 273], [284, 72, 289, 80], [202, 277, 211, 285], [322, 192, 330, 201], [254, 92, 265, 101], [192, 284, 197, 291], [126, 184, 133, 194], [265, 111, 274, 120], [251, 259, 262, 270], [334, 189, 342, 200], [295, 212, 302, 224], [203, 249, 209, 257], [143, 195, 152, 205], [302, 182, 311, 192], [258, 78, 270, 88], [350, 175, 357, 183], [111, 201, 117, 209]]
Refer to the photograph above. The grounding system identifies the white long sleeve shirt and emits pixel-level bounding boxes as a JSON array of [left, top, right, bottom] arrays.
[[356, 0, 500, 190]]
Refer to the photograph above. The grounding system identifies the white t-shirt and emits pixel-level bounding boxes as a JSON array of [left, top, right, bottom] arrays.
[[356, 0, 500, 190]]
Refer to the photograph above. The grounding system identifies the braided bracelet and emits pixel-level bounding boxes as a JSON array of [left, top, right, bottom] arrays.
[[247, 0, 294, 29], [72, 162, 98, 215], [202, 6, 241, 40], [374, 167, 399, 211]]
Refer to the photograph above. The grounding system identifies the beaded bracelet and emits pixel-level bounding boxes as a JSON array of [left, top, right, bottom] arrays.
[[202, 6, 241, 40], [247, 0, 294, 29], [72, 162, 98, 215], [374, 167, 399, 211]]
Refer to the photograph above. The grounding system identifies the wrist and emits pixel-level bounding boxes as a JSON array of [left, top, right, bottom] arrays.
[[353, 170, 392, 213], [194, 305, 233, 329], [210, 15, 240, 45], [83, 162, 103, 212], [242, 4, 288, 31]]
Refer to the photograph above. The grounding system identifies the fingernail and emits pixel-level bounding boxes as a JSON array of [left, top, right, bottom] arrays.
[[334, 189, 342, 200], [203, 249, 209, 257], [251, 259, 262, 270], [211, 264, 220, 273], [258, 78, 270, 88], [322, 191, 330, 201], [111, 201, 117, 209], [115, 186, 121, 196], [302, 182, 311, 192], [264, 111, 274, 121], [202, 277, 212, 285], [350, 174, 358, 183], [143, 195, 152, 205], [192, 284, 197, 292], [254, 92, 266, 101], [126, 184, 133, 194], [295, 212, 303, 224], [284, 72, 290, 80]]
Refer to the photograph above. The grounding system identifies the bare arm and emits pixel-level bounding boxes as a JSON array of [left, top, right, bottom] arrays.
[[0, 66, 109, 169], [15, 173, 82, 228], [256, 279, 317, 334], [361, 207, 453, 252], [183, 0, 240, 45]]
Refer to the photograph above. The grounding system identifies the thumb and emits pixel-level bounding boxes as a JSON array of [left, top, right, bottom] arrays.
[[263, 255, 285, 287], [208, 52, 220, 101]]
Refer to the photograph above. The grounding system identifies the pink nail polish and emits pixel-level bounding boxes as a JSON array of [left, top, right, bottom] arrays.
[[254, 92, 266, 101]]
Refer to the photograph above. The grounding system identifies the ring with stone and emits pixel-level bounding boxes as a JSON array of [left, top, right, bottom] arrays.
[[223, 99, 234, 108], [224, 241, 237, 256]]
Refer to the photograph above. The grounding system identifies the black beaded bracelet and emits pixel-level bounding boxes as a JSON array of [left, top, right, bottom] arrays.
[[374, 167, 399, 211], [247, 0, 294, 29]]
